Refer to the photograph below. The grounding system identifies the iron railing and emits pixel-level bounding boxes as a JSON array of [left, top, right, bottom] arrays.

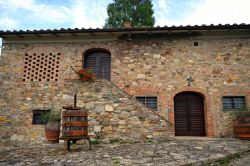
[[68, 66, 171, 125]]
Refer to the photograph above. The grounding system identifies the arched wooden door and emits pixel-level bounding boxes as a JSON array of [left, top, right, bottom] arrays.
[[84, 51, 111, 80], [174, 92, 205, 136]]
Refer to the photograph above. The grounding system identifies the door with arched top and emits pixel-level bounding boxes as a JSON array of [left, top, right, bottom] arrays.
[[84, 51, 111, 80], [174, 92, 205, 136]]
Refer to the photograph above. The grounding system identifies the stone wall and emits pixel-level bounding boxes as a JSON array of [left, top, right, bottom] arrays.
[[0, 36, 250, 142], [63, 80, 169, 142]]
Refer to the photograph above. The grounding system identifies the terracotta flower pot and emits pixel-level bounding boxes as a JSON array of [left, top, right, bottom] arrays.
[[45, 128, 60, 143], [45, 122, 60, 143]]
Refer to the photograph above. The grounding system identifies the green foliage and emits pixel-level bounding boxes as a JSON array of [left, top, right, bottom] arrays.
[[109, 139, 121, 144], [138, 116, 145, 121], [239, 106, 250, 112], [90, 138, 102, 144], [112, 157, 121, 164], [146, 138, 153, 143], [218, 157, 230, 165], [42, 108, 61, 123], [231, 106, 250, 117], [77, 68, 95, 82], [104, 0, 155, 28]]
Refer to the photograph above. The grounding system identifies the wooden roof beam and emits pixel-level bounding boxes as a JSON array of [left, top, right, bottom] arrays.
[[109, 32, 114, 36], [16, 34, 24, 38], [52, 33, 59, 37], [34, 34, 42, 38], [90, 32, 96, 36], [127, 32, 132, 40], [70, 33, 78, 36], [147, 30, 152, 35]]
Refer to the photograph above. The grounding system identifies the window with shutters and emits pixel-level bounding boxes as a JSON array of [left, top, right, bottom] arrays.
[[222, 96, 246, 110], [84, 50, 111, 80], [136, 96, 157, 110]]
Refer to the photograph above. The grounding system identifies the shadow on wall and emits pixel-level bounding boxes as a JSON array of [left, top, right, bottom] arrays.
[[0, 38, 2, 56]]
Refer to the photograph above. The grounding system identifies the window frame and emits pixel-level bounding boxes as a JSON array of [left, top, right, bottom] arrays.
[[136, 96, 158, 110], [32, 110, 50, 125], [83, 50, 111, 81], [222, 96, 246, 111]]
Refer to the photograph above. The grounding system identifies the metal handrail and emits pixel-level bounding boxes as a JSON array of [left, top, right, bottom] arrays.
[[68, 66, 171, 125], [102, 80, 171, 125]]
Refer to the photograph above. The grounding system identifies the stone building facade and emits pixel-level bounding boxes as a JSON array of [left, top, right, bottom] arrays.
[[0, 24, 249, 143]]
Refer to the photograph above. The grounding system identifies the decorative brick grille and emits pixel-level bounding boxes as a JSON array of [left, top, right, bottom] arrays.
[[22, 53, 60, 82]]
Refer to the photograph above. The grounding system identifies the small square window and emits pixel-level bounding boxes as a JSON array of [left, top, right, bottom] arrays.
[[136, 96, 157, 110], [32, 110, 50, 125], [223, 96, 245, 110]]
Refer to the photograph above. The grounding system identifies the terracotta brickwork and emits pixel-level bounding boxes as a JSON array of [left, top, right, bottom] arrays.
[[22, 53, 60, 82], [167, 87, 214, 137], [0, 36, 250, 142]]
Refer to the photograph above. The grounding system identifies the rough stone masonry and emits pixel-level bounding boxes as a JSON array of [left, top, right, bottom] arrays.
[[0, 25, 250, 143]]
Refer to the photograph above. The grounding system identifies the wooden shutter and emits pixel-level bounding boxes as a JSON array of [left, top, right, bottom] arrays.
[[84, 52, 111, 80], [99, 55, 111, 80], [174, 92, 205, 136]]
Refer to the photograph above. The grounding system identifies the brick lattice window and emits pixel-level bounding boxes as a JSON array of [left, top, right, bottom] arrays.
[[23, 53, 60, 82], [32, 110, 50, 125], [223, 96, 246, 110], [136, 96, 157, 110]]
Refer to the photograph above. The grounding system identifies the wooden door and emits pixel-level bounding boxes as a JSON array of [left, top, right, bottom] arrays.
[[84, 52, 111, 80], [174, 92, 205, 136]]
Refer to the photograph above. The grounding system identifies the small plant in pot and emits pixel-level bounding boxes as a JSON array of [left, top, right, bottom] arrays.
[[77, 68, 95, 82], [42, 108, 61, 143], [233, 106, 250, 140]]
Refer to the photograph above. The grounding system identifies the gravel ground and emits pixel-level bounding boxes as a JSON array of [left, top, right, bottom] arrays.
[[0, 138, 249, 166]]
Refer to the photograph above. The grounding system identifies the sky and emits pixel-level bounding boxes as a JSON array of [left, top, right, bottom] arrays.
[[0, 0, 250, 31]]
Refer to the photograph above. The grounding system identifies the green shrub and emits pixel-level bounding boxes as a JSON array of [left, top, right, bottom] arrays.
[[90, 138, 102, 144]]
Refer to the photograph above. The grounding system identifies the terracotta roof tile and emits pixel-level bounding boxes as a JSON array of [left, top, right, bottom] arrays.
[[0, 23, 249, 36]]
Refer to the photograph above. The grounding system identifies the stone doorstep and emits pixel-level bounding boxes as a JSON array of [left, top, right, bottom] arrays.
[[173, 136, 218, 141], [189, 150, 250, 166]]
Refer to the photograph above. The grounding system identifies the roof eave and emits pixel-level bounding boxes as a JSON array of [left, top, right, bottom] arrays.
[[0, 24, 250, 37]]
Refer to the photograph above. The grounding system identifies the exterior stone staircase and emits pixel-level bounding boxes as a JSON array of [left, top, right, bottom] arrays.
[[103, 79, 171, 125], [63, 79, 171, 142]]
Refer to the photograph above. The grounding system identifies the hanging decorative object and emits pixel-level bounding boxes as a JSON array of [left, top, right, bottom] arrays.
[[77, 68, 95, 82], [186, 75, 194, 86]]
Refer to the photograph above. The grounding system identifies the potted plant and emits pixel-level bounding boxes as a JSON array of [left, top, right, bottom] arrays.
[[42, 108, 61, 143], [77, 68, 95, 82], [233, 106, 250, 140]]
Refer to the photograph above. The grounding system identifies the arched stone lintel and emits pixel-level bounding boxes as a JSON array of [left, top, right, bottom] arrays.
[[167, 86, 215, 137]]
